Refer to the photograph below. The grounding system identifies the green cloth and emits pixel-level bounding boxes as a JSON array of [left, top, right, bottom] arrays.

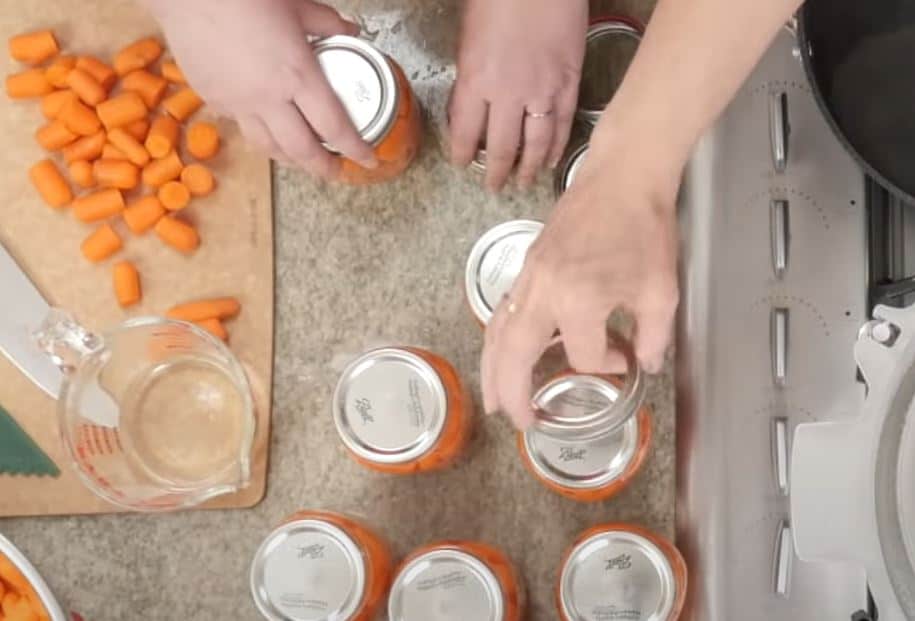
[[0, 404, 59, 477]]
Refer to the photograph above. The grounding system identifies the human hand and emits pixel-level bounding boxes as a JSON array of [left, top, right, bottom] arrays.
[[147, 0, 377, 178], [481, 128, 682, 428], [449, 0, 588, 191]]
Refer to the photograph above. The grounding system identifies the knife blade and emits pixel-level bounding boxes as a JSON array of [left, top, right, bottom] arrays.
[[0, 241, 62, 399]]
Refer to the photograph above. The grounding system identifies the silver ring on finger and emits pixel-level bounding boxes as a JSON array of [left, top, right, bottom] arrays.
[[503, 294, 519, 315], [524, 108, 554, 119]]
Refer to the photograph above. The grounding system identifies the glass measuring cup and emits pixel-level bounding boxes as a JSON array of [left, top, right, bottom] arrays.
[[34, 309, 255, 512]]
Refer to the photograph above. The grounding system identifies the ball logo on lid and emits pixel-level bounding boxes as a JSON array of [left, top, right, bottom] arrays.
[[354, 397, 374, 424], [559, 446, 588, 462], [296, 544, 326, 560], [605, 554, 633, 571]]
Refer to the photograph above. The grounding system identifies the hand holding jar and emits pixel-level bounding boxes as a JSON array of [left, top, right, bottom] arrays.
[[449, 0, 588, 191], [145, 0, 377, 178]]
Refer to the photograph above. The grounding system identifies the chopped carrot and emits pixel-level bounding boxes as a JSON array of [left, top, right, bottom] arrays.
[[29, 159, 72, 208], [144, 115, 179, 159], [69, 160, 95, 188], [44, 55, 76, 88], [40, 89, 76, 120], [101, 143, 127, 160], [80, 224, 122, 262], [5, 69, 54, 99], [8, 30, 59, 64], [113, 261, 141, 307], [59, 98, 101, 136], [72, 188, 125, 222], [96, 92, 147, 130], [160, 60, 186, 84], [65, 68, 106, 106], [186, 121, 220, 160], [142, 151, 183, 187], [124, 118, 150, 142], [93, 159, 139, 190], [35, 120, 77, 151], [107, 127, 150, 166], [195, 318, 227, 341], [114, 37, 163, 76], [0, 555, 29, 593], [158, 180, 190, 211], [121, 69, 167, 108], [62, 130, 105, 163], [167, 297, 240, 322], [123, 195, 165, 234], [162, 87, 202, 121], [154, 216, 199, 254], [75, 56, 116, 91], [0, 575, 5, 599], [180, 163, 215, 197]]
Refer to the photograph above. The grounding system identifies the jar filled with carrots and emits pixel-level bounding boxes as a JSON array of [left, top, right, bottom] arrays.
[[314, 35, 423, 184]]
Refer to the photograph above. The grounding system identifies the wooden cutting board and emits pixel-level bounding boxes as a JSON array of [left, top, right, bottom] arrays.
[[0, 1, 273, 516]]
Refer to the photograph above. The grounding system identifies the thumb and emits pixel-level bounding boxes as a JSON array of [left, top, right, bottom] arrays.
[[298, 2, 360, 37], [633, 287, 678, 374]]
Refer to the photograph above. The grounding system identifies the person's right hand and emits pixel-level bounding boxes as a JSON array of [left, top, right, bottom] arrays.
[[147, 0, 377, 178]]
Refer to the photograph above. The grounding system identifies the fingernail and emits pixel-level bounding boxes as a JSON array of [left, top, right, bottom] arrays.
[[549, 157, 561, 169], [358, 157, 379, 170]]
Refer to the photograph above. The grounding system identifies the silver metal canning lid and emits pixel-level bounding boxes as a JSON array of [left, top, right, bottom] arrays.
[[555, 142, 589, 197], [560, 529, 676, 621], [465, 220, 544, 325], [577, 20, 642, 123], [332, 348, 448, 464], [314, 35, 399, 146], [250, 519, 366, 621], [388, 548, 505, 621], [523, 406, 640, 489]]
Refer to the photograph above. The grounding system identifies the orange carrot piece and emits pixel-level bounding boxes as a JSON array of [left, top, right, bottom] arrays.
[[81, 224, 122, 262], [158, 180, 190, 211], [62, 130, 105, 163], [102, 143, 127, 160], [186, 121, 220, 160], [195, 318, 227, 341], [29, 159, 72, 208], [8, 30, 59, 64], [160, 60, 186, 84], [44, 55, 75, 88], [75, 56, 116, 91], [162, 87, 202, 121], [35, 120, 77, 150], [73, 188, 125, 222], [96, 92, 147, 130], [65, 68, 106, 106], [114, 37, 163, 76], [121, 69, 167, 108], [122, 195, 165, 234], [69, 160, 95, 188], [93, 159, 139, 190], [180, 163, 215, 197], [154, 216, 199, 254], [113, 261, 141, 307], [5, 69, 53, 99], [142, 151, 183, 187], [144, 115, 179, 159], [107, 127, 150, 166], [2, 590, 39, 621], [59, 98, 101, 136], [124, 118, 150, 142], [167, 297, 240, 322], [41, 89, 76, 119]]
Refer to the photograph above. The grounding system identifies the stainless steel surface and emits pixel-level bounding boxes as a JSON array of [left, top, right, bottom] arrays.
[[249, 518, 366, 621], [332, 347, 447, 464], [771, 198, 789, 277], [771, 307, 789, 386], [774, 519, 794, 598], [769, 90, 789, 173], [676, 27, 869, 620], [388, 548, 504, 621], [0, 241, 61, 398], [558, 528, 677, 621], [772, 417, 789, 496]]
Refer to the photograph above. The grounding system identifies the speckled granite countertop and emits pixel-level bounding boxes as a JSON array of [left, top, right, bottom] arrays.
[[0, 1, 670, 619]]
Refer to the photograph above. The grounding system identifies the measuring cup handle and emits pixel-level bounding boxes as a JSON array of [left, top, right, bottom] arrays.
[[33, 307, 104, 373]]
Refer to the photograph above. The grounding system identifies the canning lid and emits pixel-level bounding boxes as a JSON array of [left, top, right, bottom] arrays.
[[560, 529, 676, 621], [333, 348, 448, 464], [250, 519, 367, 621], [523, 407, 639, 489], [577, 19, 642, 123], [388, 548, 505, 621], [554, 142, 589, 197], [465, 220, 544, 324], [314, 35, 399, 146]]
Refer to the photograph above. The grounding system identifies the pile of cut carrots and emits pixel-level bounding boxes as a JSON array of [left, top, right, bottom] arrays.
[[0, 552, 49, 621], [6, 29, 241, 341]]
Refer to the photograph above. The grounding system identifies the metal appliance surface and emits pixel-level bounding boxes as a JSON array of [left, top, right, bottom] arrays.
[[676, 27, 871, 619]]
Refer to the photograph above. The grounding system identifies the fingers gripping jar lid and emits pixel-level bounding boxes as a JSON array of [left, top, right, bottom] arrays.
[[465, 220, 544, 325]]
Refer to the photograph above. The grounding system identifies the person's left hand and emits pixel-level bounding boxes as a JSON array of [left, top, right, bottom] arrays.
[[449, 0, 589, 191]]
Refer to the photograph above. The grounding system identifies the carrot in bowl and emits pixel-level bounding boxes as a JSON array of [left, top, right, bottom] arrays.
[[62, 131, 105, 163], [59, 98, 101, 136], [5, 69, 54, 99], [113, 261, 141, 307], [75, 56, 116, 91], [107, 127, 150, 166], [154, 216, 199, 254], [93, 159, 139, 190], [69, 160, 95, 188], [41, 89, 76, 120], [121, 69, 167, 108], [122, 195, 165, 234], [96, 92, 147, 130], [8, 29, 59, 64], [158, 180, 190, 211], [186, 121, 220, 160], [65, 68, 106, 106], [125, 118, 150, 142], [102, 143, 127, 160], [114, 37, 163, 76], [162, 87, 202, 122], [35, 120, 77, 151], [81, 224, 122, 262], [73, 187, 125, 222], [160, 60, 186, 84], [180, 163, 215, 197], [29, 159, 72, 208], [44, 55, 76, 88], [142, 151, 183, 187], [144, 115, 179, 159], [167, 297, 240, 322], [195, 318, 227, 341]]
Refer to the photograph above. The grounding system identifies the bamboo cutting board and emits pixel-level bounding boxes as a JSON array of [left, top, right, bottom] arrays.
[[0, 1, 273, 516]]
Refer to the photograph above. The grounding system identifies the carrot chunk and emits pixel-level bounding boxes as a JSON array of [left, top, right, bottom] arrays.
[[186, 121, 220, 160], [69, 160, 95, 188], [29, 159, 72, 208], [65, 68, 106, 106], [75, 56, 116, 91], [142, 151, 183, 187], [122, 195, 165, 234], [180, 163, 215, 197], [35, 120, 77, 151], [113, 261, 141, 307], [162, 87, 202, 121], [5, 69, 53, 99], [44, 55, 76, 88], [96, 92, 147, 130], [41, 89, 76, 120], [121, 69, 167, 108], [62, 131, 105, 163], [167, 297, 240, 322], [145, 115, 179, 159], [93, 159, 139, 190], [114, 37, 163, 76], [73, 188, 125, 222], [59, 98, 101, 136], [160, 60, 186, 84], [8, 30, 59, 64], [107, 127, 150, 166], [154, 216, 199, 254], [81, 224, 122, 262], [158, 180, 190, 211]]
